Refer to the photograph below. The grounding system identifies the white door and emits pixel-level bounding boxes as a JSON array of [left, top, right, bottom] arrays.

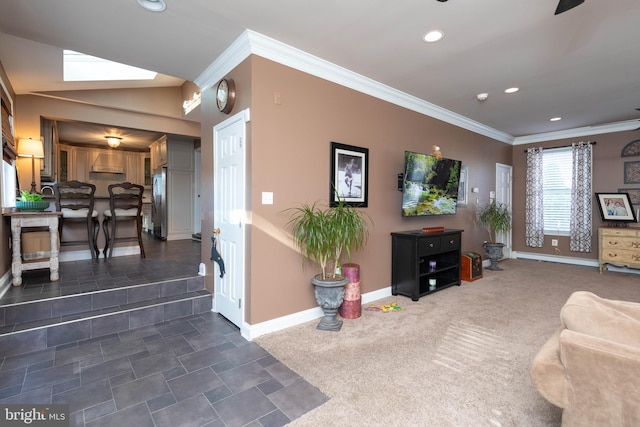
[[213, 110, 248, 327], [495, 163, 513, 258]]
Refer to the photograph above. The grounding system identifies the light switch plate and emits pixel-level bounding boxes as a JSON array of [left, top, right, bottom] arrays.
[[262, 192, 274, 205]]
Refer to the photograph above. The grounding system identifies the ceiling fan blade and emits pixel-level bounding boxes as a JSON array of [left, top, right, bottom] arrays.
[[555, 0, 585, 15]]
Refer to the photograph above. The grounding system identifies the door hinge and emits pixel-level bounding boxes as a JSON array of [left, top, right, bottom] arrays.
[[238, 298, 242, 309]]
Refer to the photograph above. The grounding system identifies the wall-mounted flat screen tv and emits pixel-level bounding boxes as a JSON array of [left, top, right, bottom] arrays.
[[401, 151, 462, 217]]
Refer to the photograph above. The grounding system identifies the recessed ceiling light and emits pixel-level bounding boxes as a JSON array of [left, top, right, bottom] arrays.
[[550, 117, 562, 122], [137, 0, 166, 12], [423, 30, 444, 43], [504, 87, 519, 94]]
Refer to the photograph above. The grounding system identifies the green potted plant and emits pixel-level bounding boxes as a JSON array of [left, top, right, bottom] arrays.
[[477, 200, 511, 271], [285, 197, 371, 331], [16, 190, 50, 212]]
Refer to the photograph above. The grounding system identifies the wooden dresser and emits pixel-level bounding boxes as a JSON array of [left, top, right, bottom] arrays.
[[598, 227, 640, 273]]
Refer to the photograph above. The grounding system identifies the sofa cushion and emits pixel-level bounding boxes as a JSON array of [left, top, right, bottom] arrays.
[[559, 328, 640, 426], [561, 291, 640, 348], [530, 326, 568, 408]]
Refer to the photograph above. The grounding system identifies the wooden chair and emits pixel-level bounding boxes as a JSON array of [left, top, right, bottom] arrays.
[[54, 180, 99, 261], [103, 182, 145, 261]]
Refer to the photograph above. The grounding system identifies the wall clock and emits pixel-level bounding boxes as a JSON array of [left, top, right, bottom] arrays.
[[216, 78, 236, 114]]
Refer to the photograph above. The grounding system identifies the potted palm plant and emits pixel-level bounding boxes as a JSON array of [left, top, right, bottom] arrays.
[[285, 197, 371, 331], [477, 200, 512, 271]]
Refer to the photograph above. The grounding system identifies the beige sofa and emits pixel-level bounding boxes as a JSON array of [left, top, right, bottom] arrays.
[[530, 291, 640, 426]]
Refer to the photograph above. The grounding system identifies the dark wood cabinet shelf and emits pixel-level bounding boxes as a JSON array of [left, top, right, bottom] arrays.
[[391, 229, 463, 301]]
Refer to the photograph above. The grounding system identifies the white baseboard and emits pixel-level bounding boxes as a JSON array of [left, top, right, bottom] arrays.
[[242, 286, 393, 341], [240, 253, 638, 339], [167, 234, 192, 241], [512, 251, 599, 268], [512, 251, 640, 274]]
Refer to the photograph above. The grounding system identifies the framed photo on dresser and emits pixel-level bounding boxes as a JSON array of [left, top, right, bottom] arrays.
[[595, 192, 637, 222]]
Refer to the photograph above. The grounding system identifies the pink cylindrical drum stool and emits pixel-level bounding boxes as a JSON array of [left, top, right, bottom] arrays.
[[339, 263, 361, 319]]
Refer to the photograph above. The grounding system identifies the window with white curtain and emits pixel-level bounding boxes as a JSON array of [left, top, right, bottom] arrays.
[[543, 147, 572, 235]]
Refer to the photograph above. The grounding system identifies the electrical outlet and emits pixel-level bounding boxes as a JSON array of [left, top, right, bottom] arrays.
[[551, 239, 558, 247]]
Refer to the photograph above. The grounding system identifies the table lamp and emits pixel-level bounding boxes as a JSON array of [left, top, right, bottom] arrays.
[[18, 138, 45, 193]]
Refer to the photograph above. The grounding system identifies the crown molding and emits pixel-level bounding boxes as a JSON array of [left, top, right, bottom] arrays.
[[512, 119, 639, 145], [194, 31, 253, 90], [194, 30, 513, 143], [196, 30, 637, 145]]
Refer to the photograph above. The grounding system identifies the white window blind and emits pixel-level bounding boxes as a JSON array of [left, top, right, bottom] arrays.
[[543, 147, 572, 235]]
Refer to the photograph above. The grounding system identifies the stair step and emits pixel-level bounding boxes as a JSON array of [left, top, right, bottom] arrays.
[[0, 276, 212, 358]]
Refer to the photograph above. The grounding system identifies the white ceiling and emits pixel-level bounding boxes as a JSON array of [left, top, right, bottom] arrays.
[[1, 0, 640, 145]]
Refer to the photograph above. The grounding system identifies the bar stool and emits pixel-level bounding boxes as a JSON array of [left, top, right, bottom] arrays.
[[103, 182, 145, 261], [54, 180, 99, 261]]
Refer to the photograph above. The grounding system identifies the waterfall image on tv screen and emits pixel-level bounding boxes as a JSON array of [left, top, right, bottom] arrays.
[[401, 151, 461, 216]]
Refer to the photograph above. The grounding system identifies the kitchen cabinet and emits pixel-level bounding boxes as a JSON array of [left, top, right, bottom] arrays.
[[162, 138, 195, 240], [72, 148, 90, 182], [167, 169, 193, 239], [144, 156, 151, 186], [150, 136, 167, 170], [40, 118, 56, 181], [58, 146, 69, 182], [125, 152, 145, 186]]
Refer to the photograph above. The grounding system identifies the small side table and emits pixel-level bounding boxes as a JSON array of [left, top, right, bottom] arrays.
[[3, 210, 62, 286]]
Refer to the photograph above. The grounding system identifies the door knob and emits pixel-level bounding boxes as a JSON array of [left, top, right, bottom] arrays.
[[213, 228, 220, 235]]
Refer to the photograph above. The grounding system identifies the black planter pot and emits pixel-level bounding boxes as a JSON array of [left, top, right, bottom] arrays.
[[311, 274, 348, 331], [484, 243, 505, 271]]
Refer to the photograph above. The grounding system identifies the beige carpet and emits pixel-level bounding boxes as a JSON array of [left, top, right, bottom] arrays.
[[256, 259, 640, 426]]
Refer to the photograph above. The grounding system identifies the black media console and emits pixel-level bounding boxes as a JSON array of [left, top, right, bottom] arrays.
[[391, 229, 463, 301]]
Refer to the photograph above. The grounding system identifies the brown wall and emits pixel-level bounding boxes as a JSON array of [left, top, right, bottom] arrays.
[[200, 56, 513, 324], [15, 52, 633, 326], [199, 57, 253, 299], [512, 131, 640, 259]]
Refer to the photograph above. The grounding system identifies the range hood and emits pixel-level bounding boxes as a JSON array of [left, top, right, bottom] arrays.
[[91, 152, 124, 173]]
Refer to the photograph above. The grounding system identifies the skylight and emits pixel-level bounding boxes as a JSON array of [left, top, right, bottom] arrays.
[[63, 50, 158, 82]]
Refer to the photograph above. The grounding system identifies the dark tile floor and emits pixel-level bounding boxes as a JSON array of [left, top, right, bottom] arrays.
[[0, 235, 329, 426], [0, 234, 204, 305]]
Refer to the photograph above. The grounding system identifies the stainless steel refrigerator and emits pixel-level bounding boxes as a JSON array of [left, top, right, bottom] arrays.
[[152, 167, 167, 240]]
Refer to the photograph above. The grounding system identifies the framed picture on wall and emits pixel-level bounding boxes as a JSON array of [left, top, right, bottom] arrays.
[[595, 192, 637, 222], [330, 142, 368, 207], [618, 188, 640, 205], [624, 161, 640, 184]]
